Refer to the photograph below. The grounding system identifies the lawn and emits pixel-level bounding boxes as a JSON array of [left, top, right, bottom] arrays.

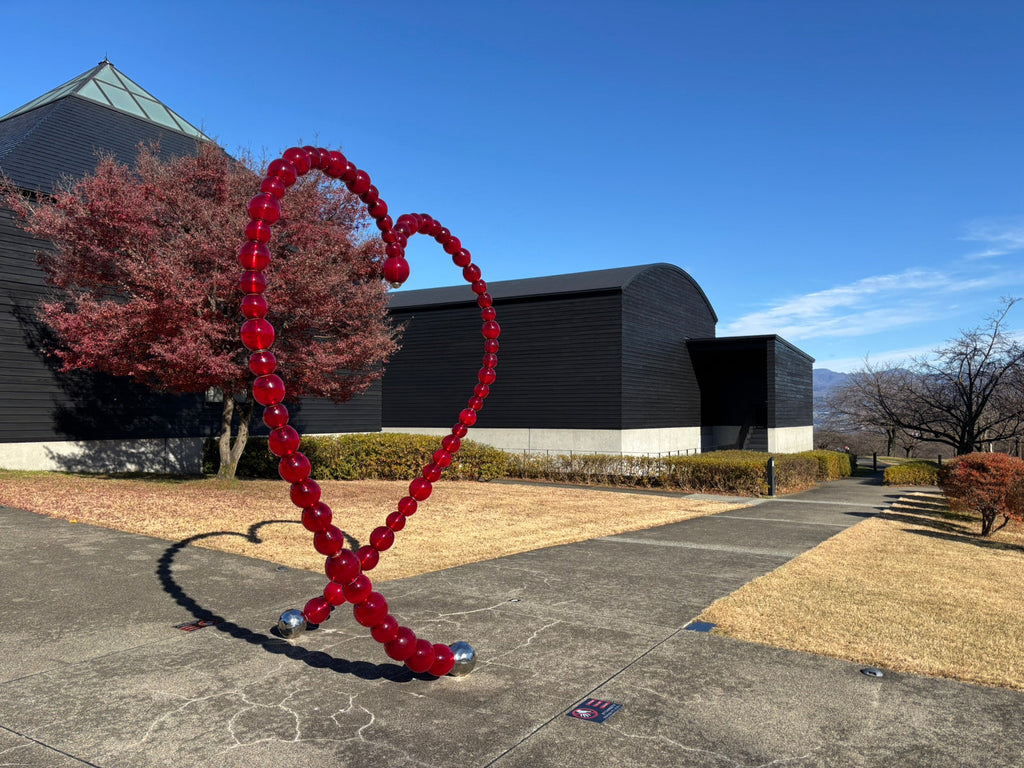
[[0, 470, 744, 582], [698, 490, 1024, 690]]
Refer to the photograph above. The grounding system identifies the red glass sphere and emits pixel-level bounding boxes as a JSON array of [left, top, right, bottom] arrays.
[[459, 408, 478, 426], [484, 338, 500, 354], [240, 318, 275, 351], [326, 151, 348, 177], [435, 226, 451, 243], [290, 478, 321, 508], [369, 526, 395, 551], [353, 592, 389, 627], [482, 353, 498, 369], [468, 396, 485, 412], [314, 525, 345, 557], [442, 236, 462, 255], [397, 496, 418, 516], [406, 639, 436, 673], [252, 374, 285, 406], [482, 320, 501, 339], [301, 145, 321, 168], [395, 213, 420, 233], [245, 219, 273, 243], [369, 199, 389, 219], [282, 147, 311, 175], [268, 426, 300, 456], [451, 249, 472, 268], [462, 264, 482, 282], [237, 241, 271, 270], [376, 215, 394, 232], [237, 270, 267, 294], [385, 241, 405, 259], [263, 404, 289, 429], [323, 581, 347, 607], [451, 423, 469, 439], [325, 549, 362, 584], [409, 477, 433, 501], [303, 596, 331, 625], [248, 350, 277, 376], [360, 184, 380, 205], [383, 257, 410, 285], [385, 511, 406, 531], [422, 462, 443, 482], [432, 449, 452, 468], [478, 368, 497, 385], [471, 280, 488, 295], [481, 306, 497, 322], [301, 502, 333, 532], [248, 193, 281, 225], [429, 644, 456, 677], [356, 545, 380, 571], [343, 574, 373, 604], [266, 159, 297, 187], [240, 294, 268, 319], [477, 293, 493, 308], [385, 627, 417, 661], [441, 435, 461, 453], [278, 452, 311, 483], [340, 162, 358, 183], [371, 615, 398, 643], [259, 176, 286, 199], [348, 170, 372, 196], [474, 383, 491, 399]]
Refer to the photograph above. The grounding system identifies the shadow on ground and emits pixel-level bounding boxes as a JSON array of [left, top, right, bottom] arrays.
[[154, 519, 429, 682]]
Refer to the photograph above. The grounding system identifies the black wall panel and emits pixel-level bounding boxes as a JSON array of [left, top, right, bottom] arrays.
[[621, 264, 716, 429], [384, 291, 623, 429], [768, 338, 814, 428]]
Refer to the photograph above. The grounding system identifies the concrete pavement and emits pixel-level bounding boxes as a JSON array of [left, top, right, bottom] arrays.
[[1, 471, 1022, 767]]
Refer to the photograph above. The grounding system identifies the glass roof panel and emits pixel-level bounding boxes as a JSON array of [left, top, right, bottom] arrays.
[[96, 82, 142, 117], [137, 98, 180, 131], [77, 80, 107, 105]]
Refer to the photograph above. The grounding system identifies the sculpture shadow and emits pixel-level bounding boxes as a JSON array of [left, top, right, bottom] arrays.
[[156, 519, 421, 683]]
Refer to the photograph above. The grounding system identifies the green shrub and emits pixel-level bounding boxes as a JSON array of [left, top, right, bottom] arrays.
[[773, 454, 822, 490], [804, 450, 855, 480], [883, 460, 940, 487], [663, 451, 770, 495], [938, 452, 1024, 536], [204, 432, 512, 482]]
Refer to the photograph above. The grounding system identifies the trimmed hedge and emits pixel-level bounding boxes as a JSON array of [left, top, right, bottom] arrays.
[[205, 436, 851, 497], [203, 433, 509, 481], [883, 460, 940, 486]]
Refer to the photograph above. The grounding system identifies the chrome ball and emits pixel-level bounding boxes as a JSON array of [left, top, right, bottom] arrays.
[[449, 641, 477, 676], [277, 609, 307, 639], [389, 281, 404, 289]]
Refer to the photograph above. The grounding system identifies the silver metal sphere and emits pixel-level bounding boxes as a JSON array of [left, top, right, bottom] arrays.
[[277, 609, 307, 639], [448, 641, 477, 676], [389, 281, 404, 289]]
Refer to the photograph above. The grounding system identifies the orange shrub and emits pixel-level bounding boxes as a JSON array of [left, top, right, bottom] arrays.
[[938, 452, 1024, 536]]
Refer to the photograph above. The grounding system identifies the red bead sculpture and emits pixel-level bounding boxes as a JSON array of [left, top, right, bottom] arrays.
[[237, 147, 499, 678]]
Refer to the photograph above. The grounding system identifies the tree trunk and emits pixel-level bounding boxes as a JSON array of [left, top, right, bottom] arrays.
[[216, 395, 254, 480]]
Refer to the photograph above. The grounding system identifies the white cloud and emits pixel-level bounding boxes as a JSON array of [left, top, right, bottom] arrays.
[[961, 217, 1024, 260], [720, 268, 1000, 340]]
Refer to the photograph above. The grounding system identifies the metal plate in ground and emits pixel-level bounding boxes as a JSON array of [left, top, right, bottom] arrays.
[[566, 698, 623, 724]]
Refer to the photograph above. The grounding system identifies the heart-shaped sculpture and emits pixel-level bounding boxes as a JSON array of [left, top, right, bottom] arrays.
[[237, 146, 499, 677]]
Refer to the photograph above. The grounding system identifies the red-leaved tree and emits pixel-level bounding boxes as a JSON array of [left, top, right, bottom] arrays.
[[938, 452, 1024, 536], [2, 142, 396, 479]]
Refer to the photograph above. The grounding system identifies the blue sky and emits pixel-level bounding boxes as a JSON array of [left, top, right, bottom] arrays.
[[3, 0, 1023, 372]]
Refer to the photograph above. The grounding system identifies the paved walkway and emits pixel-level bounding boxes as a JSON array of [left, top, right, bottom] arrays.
[[1, 472, 1022, 767]]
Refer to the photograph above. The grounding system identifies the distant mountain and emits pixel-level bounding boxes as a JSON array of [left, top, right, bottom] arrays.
[[813, 368, 851, 399]]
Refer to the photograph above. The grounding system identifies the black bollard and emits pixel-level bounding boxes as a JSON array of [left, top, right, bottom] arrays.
[[767, 456, 777, 497]]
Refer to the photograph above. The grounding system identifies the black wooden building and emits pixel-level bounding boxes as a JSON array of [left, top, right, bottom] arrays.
[[0, 63, 813, 472], [383, 264, 814, 456]]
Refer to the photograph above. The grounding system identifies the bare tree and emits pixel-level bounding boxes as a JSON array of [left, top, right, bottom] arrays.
[[830, 299, 1024, 456]]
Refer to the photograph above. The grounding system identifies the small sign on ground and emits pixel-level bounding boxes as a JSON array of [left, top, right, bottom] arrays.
[[566, 698, 623, 724], [174, 619, 221, 632]]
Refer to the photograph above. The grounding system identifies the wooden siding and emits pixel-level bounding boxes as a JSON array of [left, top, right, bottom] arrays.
[[384, 292, 623, 429], [0, 98, 204, 195], [767, 338, 814, 428], [621, 264, 716, 429]]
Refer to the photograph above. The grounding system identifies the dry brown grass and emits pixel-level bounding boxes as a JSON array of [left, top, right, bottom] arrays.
[[698, 491, 1024, 690], [0, 471, 744, 582]]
